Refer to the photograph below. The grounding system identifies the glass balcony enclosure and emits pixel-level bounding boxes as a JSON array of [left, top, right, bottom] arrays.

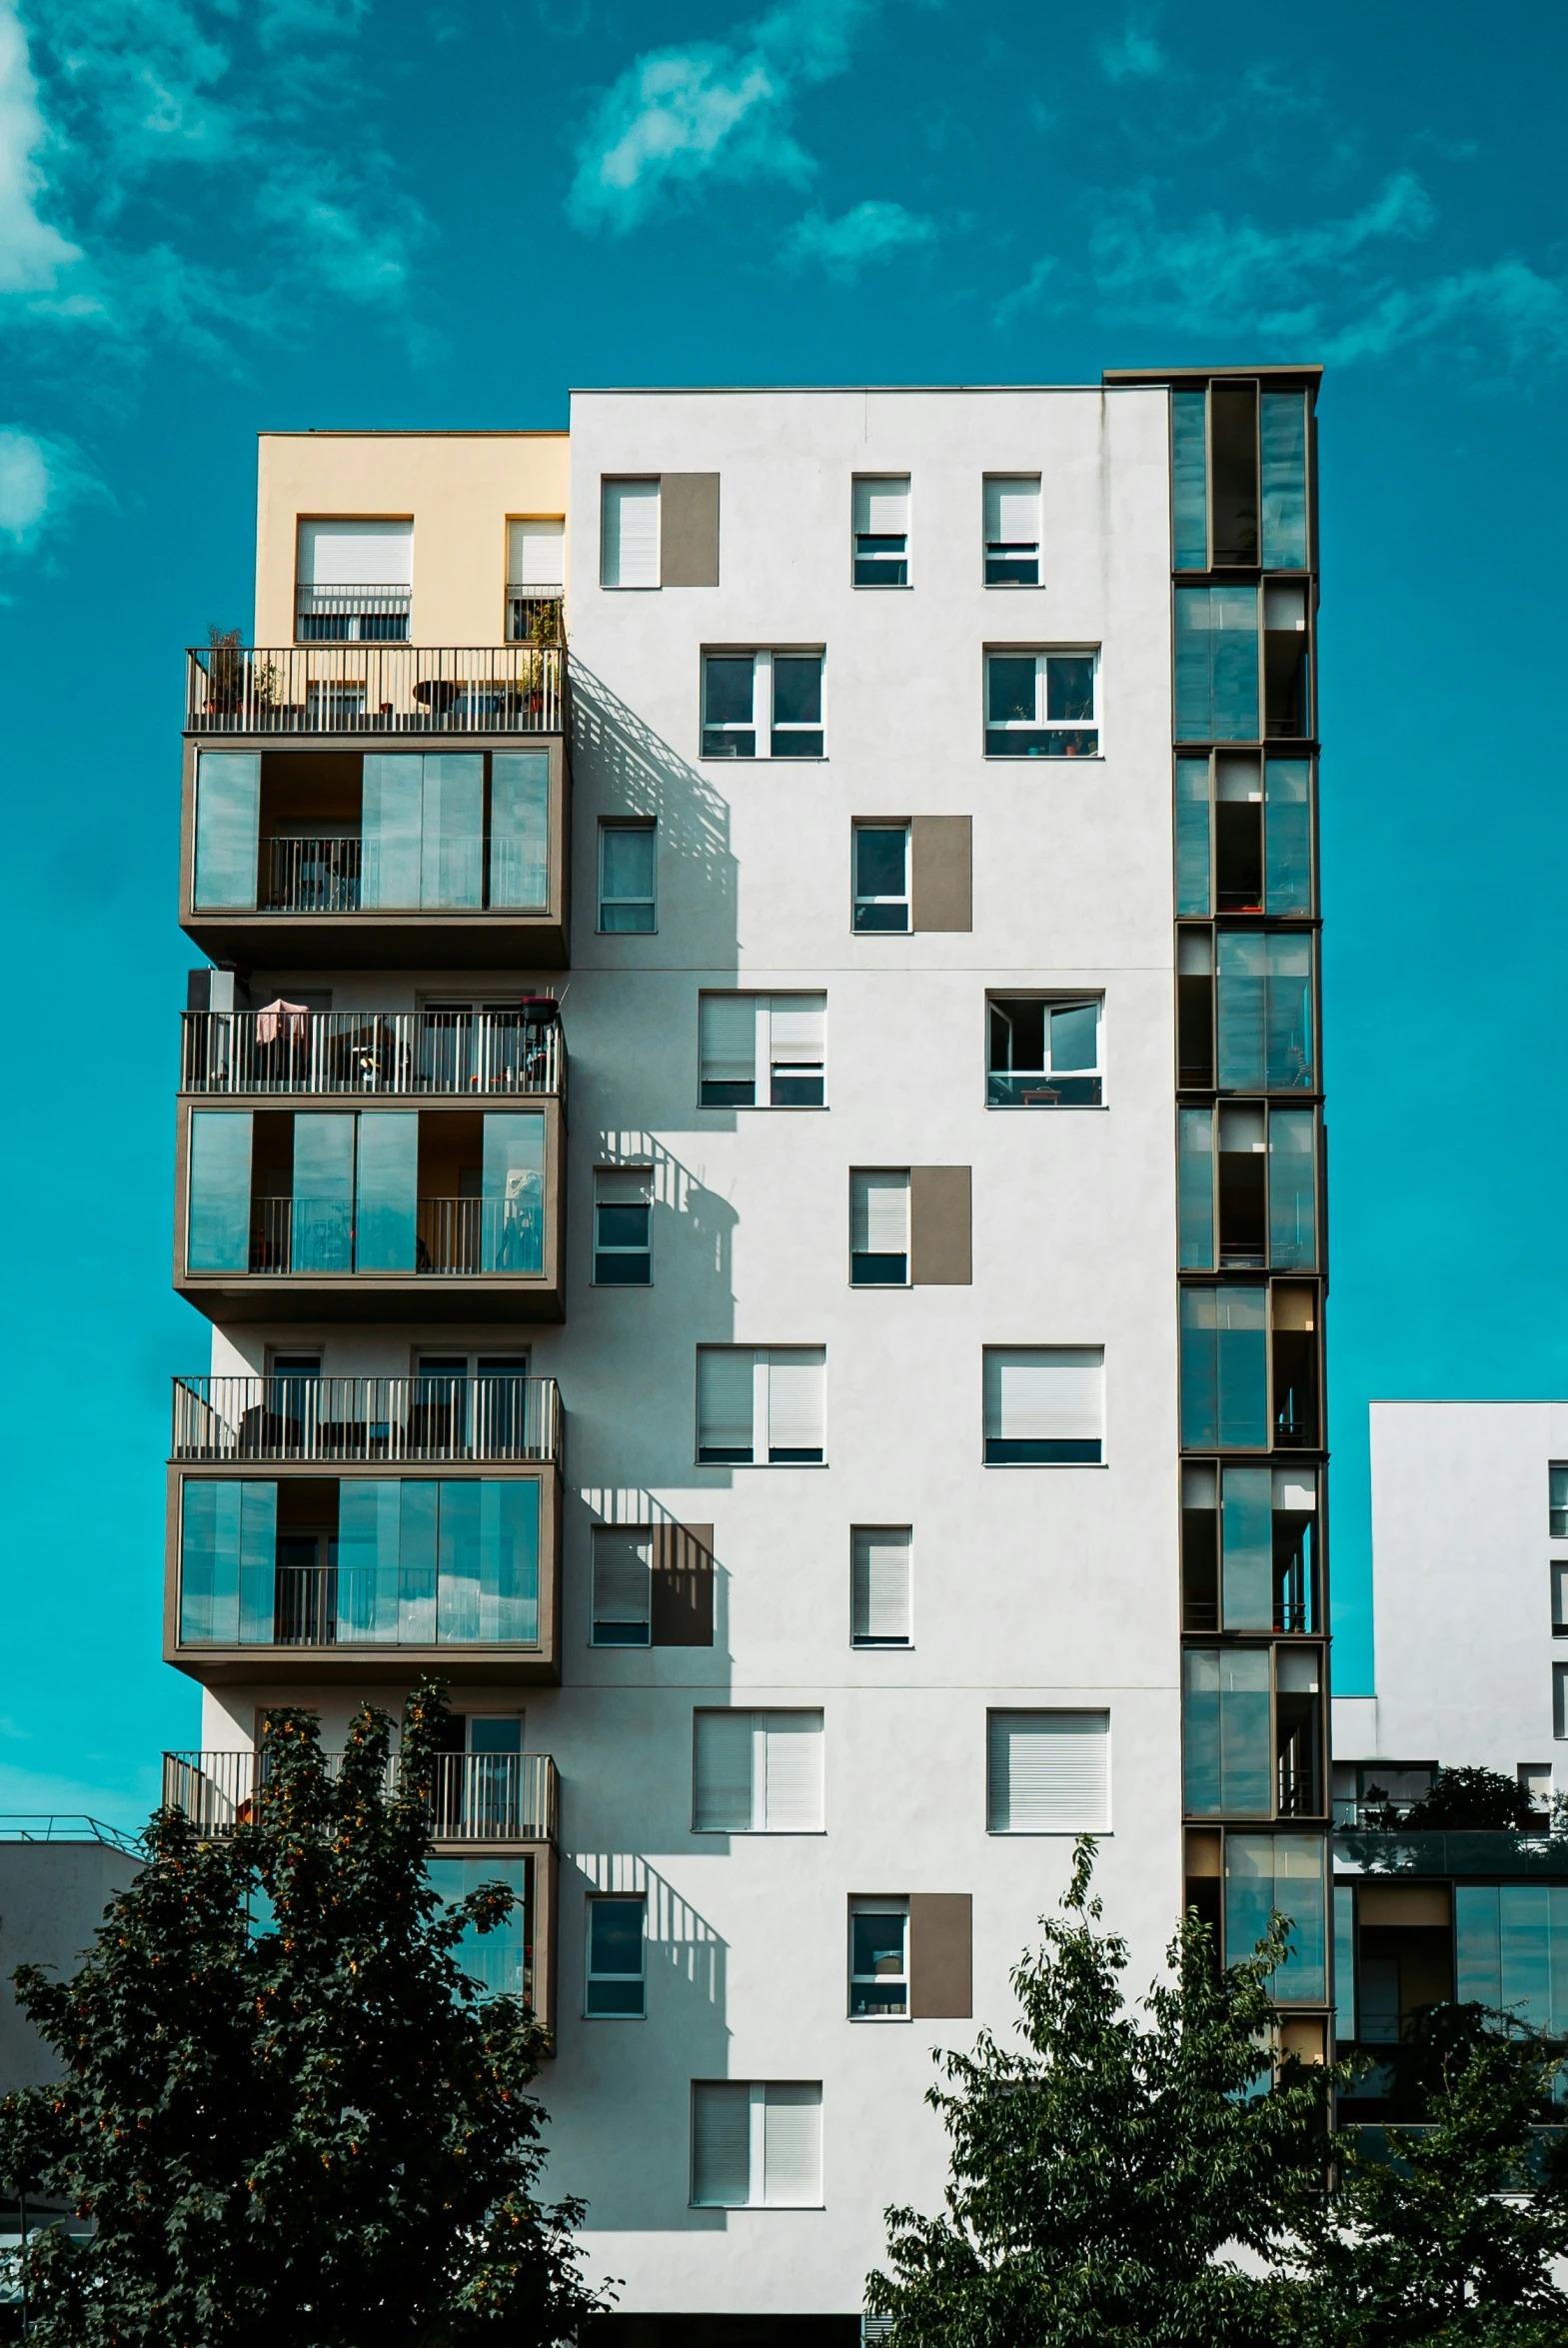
[[1182, 1642, 1325, 1819], [1180, 1462, 1317, 1633], [1179, 1281, 1322, 1451], [1176, 927, 1316, 1095], [1179, 1104, 1319, 1271]]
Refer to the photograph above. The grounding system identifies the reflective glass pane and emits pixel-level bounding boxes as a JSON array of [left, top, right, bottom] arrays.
[[1175, 587, 1259, 744], [361, 756, 422, 909], [1455, 1884, 1502, 2008], [773, 656, 822, 724], [706, 658, 755, 723], [1044, 656, 1094, 722], [1180, 1286, 1267, 1449], [1216, 932, 1315, 1093], [355, 1113, 418, 1272], [336, 1479, 403, 1641], [1221, 1466, 1273, 1627], [422, 756, 484, 909], [1268, 1111, 1316, 1269], [855, 827, 907, 897], [428, 1856, 528, 1997], [1264, 759, 1311, 915], [1171, 390, 1209, 571], [399, 1481, 439, 1641], [291, 1114, 354, 1272], [188, 1112, 253, 1272], [987, 657, 1037, 723], [490, 752, 550, 910], [601, 826, 655, 901], [193, 754, 260, 910], [1178, 1109, 1214, 1270], [1176, 758, 1212, 916], [482, 1113, 546, 1274], [1225, 1833, 1325, 1996], [1050, 1003, 1098, 1071], [1259, 392, 1308, 570]]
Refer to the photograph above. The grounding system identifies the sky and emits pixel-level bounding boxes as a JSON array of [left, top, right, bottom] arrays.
[[2, 0, 1566, 1828]]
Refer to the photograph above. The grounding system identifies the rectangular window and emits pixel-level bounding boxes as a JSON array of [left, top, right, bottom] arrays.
[[1554, 1563, 1568, 1635], [1180, 1286, 1268, 1449], [1181, 1464, 1317, 1635], [693, 1710, 824, 1831], [187, 1110, 254, 1272], [586, 1895, 646, 2016], [986, 1710, 1109, 1832], [1224, 1833, 1325, 1999], [1179, 1105, 1318, 1271], [850, 1171, 909, 1284], [601, 479, 660, 589], [853, 825, 909, 933], [598, 822, 656, 932], [853, 476, 909, 586], [193, 752, 261, 910], [1556, 1663, 1568, 1740], [594, 1167, 653, 1285], [591, 1527, 653, 1645], [1171, 390, 1209, 572], [851, 1526, 912, 1645], [1456, 1884, 1568, 2036], [1264, 583, 1311, 739], [696, 1345, 825, 1464], [1174, 586, 1259, 743], [1215, 932, 1315, 1092], [1174, 753, 1312, 920], [1182, 1647, 1272, 1815], [1259, 390, 1308, 571], [296, 520, 412, 641], [986, 995, 1102, 1108], [983, 475, 1040, 586], [428, 1856, 531, 2001], [691, 2082, 822, 2207], [702, 652, 756, 757], [985, 650, 1098, 757], [983, 1346, 1103, 1464], [1551, 1464, 1568, 1538], [702, 652, 824, 759], [489, 752, 551, 911], [699, 994, 826, 1109], [771, 654, 823, 757], [849, 1898, 909, 2017]]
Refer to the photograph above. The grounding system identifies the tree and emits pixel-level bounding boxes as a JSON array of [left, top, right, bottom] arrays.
[[1373, 1768, 1541, 1833], [864, 1838, 1327, 2348], [1292, 2002, 1568, 2346], [0, 1685, 607, 2348]]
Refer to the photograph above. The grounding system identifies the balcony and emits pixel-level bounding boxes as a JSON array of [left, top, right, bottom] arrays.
[[182, 1009, 564, 1099], [185, 644, 562, 736], [176, 1102, 566, 1323], [172, 1373, 561, 1464], [165, 1461, 562, 1683]]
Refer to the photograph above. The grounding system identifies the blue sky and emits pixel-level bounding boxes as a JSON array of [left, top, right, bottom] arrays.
[[2, 0, 1566, 1825]]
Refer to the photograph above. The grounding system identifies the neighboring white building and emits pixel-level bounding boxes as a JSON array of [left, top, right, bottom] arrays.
[[167, 375, 1327, 2341]]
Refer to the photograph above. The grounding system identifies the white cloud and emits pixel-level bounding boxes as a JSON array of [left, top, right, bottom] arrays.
[[784, 198, 935, 279], [1099, 16, 1166, 82], [568, 0, 878, 235], [0, 0, 80, 290], [0, 425, 99, 548]]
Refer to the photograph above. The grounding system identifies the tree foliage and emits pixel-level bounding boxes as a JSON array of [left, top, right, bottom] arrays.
[[0, 1684, 605, 2348], [864, 1838, 1328, 2348], [1382, 1769, 1542, 1833]]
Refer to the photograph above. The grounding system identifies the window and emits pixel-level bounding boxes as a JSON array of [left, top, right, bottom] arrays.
[[852, 476, 909, 586], [851, 1526, 911, 1645], [850, 1171, 909, 1285], [697, 1346, 825, 1464], [592, 1527, 653, 1645], [506, 520, 564, 644], [852, 825, 909, 933], [986, 1710, 1109, 1832], [699, 993, 825, 1108], [601, 479, 660, 588], [1172, 379, 1309, 576], [1183, 1645, 1323, 1819], [701, 652, 824, 759], [986, 996, 1101, 1107], [593, 1167, 653, 1285], [1214, 932, 1315, 1092], [598, 822, 656, 932], [983, 476, 1040, 586], [1175, 755, 1313, 918], [428, 1857, 532, 2001], [849, 1898, 909, 2017], [1179, 1283, 1318, 1451], [1557, 1664, 1568, 1741], [193, 752, 261, 911], [1552, 1464, 1568, 1538], [693, 1709, 824, 1831], [984, 650, 1098, 757], [1178, 1104, 1318, 1272], [295, 520, 412, 641], [1457, 1883, 1568, 2034], [1181, 1464, 1317, 1635], [1554, 1563, 1568, 1636], [1224, 1834, 1325, 1999], [983, 1346, 1103, 1464], [586, 1895, 646, 2016], [1175, 586, 1259, 744], [691, 2082, 822, 2207]]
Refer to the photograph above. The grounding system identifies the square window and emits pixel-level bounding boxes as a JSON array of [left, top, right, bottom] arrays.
[[586, 1894, 646, 2015], [849, 1897, 909, 2017], [696, 1347, 825, 1466], [850, 1170, 909, 1284], [983, 1345, 1104, 1463], [594, 1168, 653, 1285], [703, 654, 757, 757], [986, 1710, 1109, 1831], [984, 650, 1099, 757], [986, 994, 1102, 1108], [983, 476, 1041, 586], [772, 655, 824, 758], [698, 994, 825, 1109], [591, 1526, 653, 1643], [853, 825, 909, 933], [598, 823, 656, 933], [693, 1709, 825, 1829], [691, 2081, 822, 2207], [1552, 1464, 1568, 1539], [852, 477, 909, 587], [851, 1527, 911, 1646]]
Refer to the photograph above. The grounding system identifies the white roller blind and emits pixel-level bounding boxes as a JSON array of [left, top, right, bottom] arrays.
[[767, 995, 825, 1065], [507, 518, 564, 588], [593, 1530, 652, 1632], [694, 1711, 754, 1830], [852, 1528, 910, 1641], [984, 1347, 1104, 1442], [853, 477, 909, 535], [700, 994, 758, 1087], [987, 1710, 1109, 1831], [298, 520, 412, 586], [596, 1166, 654, 1206], [697, 1347, 756, 1458], [759, 1712, 823, 1830], [985, 476, 1040, 542], [602, 479, 660, 588], [851, 1171, 909, 1255], [762, 2084, 821, 2204], [766, 1349, 825, 1455], [692, 2082, 751, 2205]]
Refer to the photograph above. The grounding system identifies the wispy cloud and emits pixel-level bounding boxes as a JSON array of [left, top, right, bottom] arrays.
[[568, 0, 879, 234], [0, 426, 101, 549], [0, 0, 79, 290], [1099, 14, 1166, 82], [784, 198, 935, 279]]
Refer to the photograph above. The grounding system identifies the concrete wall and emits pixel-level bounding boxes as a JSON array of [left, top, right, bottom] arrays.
[[0, 1843, 141, 2091]]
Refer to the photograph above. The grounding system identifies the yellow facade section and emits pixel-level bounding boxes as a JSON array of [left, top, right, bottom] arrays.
[[253, 431, 570, 647]]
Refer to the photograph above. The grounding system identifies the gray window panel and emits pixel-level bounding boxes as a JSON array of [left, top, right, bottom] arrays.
[[1224, 1834, 1325, 1997], [1171, 390, 1209, 571], [1215, 932, 1314, 1092], [1263, 759, 1312, 914], [1182, 1647, 1271, 1816], [1175, 586, 1259, 744], [1180, 1286, 1268, 1449], [193, 753, 260, 910], [1176, 756, 1212, 915], [1259, 392, 1308, 571]]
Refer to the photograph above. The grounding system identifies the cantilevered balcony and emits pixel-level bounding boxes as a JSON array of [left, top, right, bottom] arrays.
[[181, 1007, 564, 1099], [185, 644, 562, 736], [172, 1373, 561, 1464]]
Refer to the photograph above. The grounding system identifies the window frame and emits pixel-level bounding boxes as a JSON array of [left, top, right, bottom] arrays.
[[690, 2080, 824, 2208], [851, 474, 911, 589], [986, 1707, 1111, 1833], [849, 1169, 910, 1286], [982, 474, 1042, 588], [600, 477, 661, 591], [983, 647, 1100, 759], [589, 1524, 654, 1645], [585, 1892, 647, 2017], [1553, 1561, 1568, 1637], [848, 1896, 910, 2019], [850, 1524, 913, 1648], [701, 649, 826, 761], [698, 993, 826, 1111], [851, 822, 910, 935], [592, 1167, 654, 1288], [597, 819, 657, 934], [1551, 1463, 1568, 1539], [985, 993, 1104, 1109], [982, 1345, 1106, 1466], [695, 1346, 827, 1467]]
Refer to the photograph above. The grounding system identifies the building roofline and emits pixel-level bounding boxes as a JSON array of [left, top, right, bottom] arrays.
[[256, 429, 569, 441], [1103, 364, 1324, 383]]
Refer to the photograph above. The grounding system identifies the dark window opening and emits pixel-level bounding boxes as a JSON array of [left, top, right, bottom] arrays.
[[1209, 381, 1259, 567]]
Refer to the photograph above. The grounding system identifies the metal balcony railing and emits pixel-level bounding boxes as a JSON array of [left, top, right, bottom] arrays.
[[243, 1195, 545, 1278], [172, 1373, 561, 1464], [186, 644, 563, 735], [163, 1749, 559, 1843], [262, 836, 362, 911], [181, 1010, 564, 1098], [506, 588, 564, 646]]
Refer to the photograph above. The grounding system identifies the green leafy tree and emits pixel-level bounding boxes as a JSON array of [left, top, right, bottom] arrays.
[[864, 1837, 1328, 2348], [0, 1684, 607, 2348], [1293, 2006, 1568, 2348]]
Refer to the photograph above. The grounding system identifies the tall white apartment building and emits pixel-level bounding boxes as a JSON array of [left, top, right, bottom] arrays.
[[166, 375, 1327, 2342]]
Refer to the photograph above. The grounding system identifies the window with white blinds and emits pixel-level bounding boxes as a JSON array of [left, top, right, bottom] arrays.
[[986, 1710, 1109, 1832], [601, 479, 661, 588], [767, 995, 825, 1106], [691, 2081, 822, 2206], [699, 993, 758, 1106], [852, 476, 910, 586], [693, 1709, 824, 1831], [297, 519, 413, 587], [850, 1171, 909, 1284], [507, 518, 564, 589], [851, 1526, 911, 1645], [591, 1527, 653, 1645], [983, 1345, 1104, 1463], [699, 994, 826, 1108], [983, 475, 1041, 585], [697, 1346, 826, 1463]]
